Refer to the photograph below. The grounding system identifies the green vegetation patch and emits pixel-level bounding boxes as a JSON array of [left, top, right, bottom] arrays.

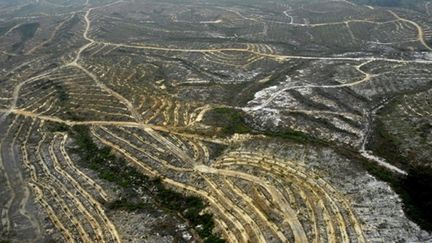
[[17, 23, 39, 41], [203, 107, 251, 135], [204, 107, 326, 145], [107, 199, 154, 211], [68, 125, 225, 243], [369, 118, 406, 168], [12, 22, 39, 51]]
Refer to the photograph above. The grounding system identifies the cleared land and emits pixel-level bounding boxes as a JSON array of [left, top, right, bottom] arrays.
[[0, 0, 431, 242]]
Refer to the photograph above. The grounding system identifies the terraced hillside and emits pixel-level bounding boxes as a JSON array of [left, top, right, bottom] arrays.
[[1, 0, 432, 242]]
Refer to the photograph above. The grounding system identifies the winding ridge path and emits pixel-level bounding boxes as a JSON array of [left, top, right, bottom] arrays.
[[1, 0, 431, 241]]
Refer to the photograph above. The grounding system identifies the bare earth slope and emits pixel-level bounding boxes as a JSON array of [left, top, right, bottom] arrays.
[[1, 0, 432, 242]]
